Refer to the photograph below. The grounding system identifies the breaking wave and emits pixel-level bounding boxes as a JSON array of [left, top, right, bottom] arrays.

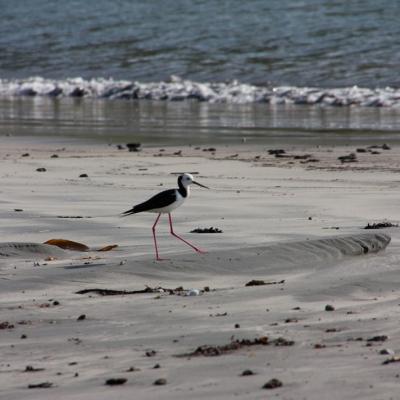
[[1, 76, 400, 107]]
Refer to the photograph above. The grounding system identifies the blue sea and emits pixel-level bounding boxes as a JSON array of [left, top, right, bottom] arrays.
[[1, 0, 400, 144]]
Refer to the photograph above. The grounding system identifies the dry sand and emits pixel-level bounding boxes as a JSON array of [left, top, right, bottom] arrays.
[[1, 136, 400, 399]]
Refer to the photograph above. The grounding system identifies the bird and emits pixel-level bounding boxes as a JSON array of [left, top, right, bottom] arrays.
[[121, 173, 209, 260]]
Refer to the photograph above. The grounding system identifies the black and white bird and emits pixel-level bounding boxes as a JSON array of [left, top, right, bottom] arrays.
[[121, 173, 209, 260]]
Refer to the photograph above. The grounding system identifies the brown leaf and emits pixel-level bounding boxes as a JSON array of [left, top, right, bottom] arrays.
[[97, 244, 118, 252], [44, 239, 90, 252]]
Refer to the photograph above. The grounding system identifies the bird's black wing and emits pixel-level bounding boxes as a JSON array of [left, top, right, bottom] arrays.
[[121, 189, 177, 216]]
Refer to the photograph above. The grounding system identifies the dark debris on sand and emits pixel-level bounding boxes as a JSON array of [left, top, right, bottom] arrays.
[[364, 222, 399, 229], [367, 335, 388, 342], [28, 382, 53, 389], [245, 279, 285, 287], [24, 365, 45, 372], [338, 153, 357, 163], [76, 286, 208, 296], [0, 321, 15, 330], [382, 356, 400, 365], [190, 227, 223, 233], [177, 336, 294, 358]]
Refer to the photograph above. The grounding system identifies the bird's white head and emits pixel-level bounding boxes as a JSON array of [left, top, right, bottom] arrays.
[[179, 173, 209, 189]]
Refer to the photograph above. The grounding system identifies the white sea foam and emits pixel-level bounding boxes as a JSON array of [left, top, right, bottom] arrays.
[[0, 76, 400, 107]]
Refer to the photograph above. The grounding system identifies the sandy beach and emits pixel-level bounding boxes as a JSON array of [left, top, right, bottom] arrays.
[[1, 135, 400, 400]]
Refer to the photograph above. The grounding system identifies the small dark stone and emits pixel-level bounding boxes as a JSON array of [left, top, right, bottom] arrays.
[[77, 314, 86, 321], [36, 168, 46, 172], [52, 301, 60, 306], [241, 369, 255, 376], [105, 378, 127, 386], [153, 363, 161, 369], [153, 378, 167, 386], [79, 173, 88, 178], [262, 378, 282, 389], [22, 153, 30, 157], [146, 350, 157, 357], [234, 323, 240, 329], [51, 154, 59, 158], [382, 143, 391, 150], [14, 209, 23, 212], [325, 304, 335, 311], [21, 334, 27, 339]]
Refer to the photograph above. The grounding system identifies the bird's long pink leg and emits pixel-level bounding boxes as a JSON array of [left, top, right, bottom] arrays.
[[168, 213, 206, 254], [152, 213, 163, 261]]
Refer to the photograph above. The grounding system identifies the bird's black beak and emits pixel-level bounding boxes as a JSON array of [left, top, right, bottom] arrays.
[[193, 181, 209, 189]]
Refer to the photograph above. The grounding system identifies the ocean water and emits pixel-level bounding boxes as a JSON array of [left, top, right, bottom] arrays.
[[1, 0, 400, 144]]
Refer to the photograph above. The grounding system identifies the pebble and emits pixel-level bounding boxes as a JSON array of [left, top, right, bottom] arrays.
[[325, 304, 335, 311], [262, 378, 283, 389], [241, 369, 255, 376], [153, 378, 167, 386]]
